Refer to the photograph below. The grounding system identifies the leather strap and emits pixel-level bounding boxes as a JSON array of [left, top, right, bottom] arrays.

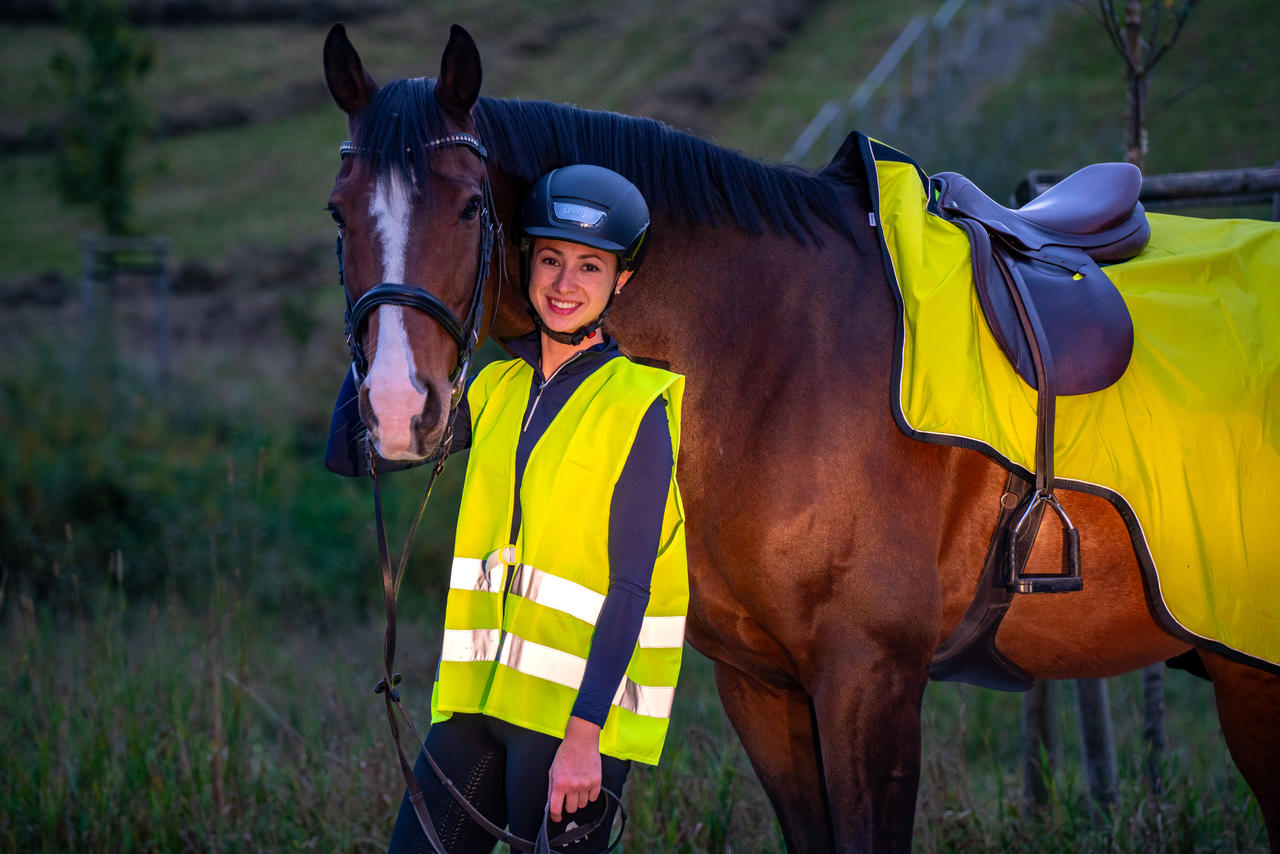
[[351, 283, 468, 353], [928, 472, 1035, 691]]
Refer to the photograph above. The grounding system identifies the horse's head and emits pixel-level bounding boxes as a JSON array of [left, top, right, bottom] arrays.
[[323, 23, 494, 461]]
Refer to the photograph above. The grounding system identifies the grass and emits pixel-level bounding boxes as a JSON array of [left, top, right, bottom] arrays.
[[711, 0, 942, 158], [2, 592, 1266, 852], [873, 1, 1280, 191]]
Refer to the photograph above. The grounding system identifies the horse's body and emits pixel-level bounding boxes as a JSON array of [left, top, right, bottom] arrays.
[[323, 24, 1280, 852]]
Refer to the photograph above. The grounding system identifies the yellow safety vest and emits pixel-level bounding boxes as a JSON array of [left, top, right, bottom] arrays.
[[430, 355, 688, 765]]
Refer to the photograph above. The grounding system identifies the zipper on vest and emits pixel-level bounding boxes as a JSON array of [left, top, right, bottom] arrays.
[[502, 350, 587, 663], [522, 351, 585, 433]]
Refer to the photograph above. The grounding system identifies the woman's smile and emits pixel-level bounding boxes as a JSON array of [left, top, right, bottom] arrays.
[[547, 295, 584, 316]]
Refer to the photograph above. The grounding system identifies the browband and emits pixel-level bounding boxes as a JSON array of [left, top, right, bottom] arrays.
[[339, 134, 489, 161]]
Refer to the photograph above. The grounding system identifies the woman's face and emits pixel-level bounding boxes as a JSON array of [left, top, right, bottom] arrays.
[[528, 238, 632, 335]]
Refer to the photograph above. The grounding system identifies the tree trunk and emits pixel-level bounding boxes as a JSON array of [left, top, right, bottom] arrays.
[[1122, 0, 1147, 168]]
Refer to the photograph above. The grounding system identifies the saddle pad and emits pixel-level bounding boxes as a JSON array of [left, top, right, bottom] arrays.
[[860, 134, 1280, 673]]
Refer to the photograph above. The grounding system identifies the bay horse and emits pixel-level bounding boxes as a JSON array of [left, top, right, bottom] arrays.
[[322, 23, 1280, 852]]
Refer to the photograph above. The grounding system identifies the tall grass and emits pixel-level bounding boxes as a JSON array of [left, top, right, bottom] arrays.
[[3, 589, 1267, 852]]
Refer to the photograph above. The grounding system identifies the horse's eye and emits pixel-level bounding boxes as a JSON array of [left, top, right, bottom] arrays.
[[327, 204, 346, 228], [461, 197, 482, 220]]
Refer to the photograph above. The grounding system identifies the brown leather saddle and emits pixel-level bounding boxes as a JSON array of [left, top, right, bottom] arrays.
[[931, 162, 1148, 396], [927, 163, 1151, 690]]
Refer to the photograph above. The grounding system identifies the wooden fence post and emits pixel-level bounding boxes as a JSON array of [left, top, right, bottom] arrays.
[[1141, 664, 1165, 795], [1075, 678, 1118, 814], [1022, 679, 1056, 809]]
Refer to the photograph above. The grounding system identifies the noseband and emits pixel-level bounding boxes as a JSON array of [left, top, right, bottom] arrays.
[[336, 132, 499, 407]]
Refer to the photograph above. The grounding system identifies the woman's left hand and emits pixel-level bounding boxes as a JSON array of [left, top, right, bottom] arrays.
[[547, 716, 603, 823]]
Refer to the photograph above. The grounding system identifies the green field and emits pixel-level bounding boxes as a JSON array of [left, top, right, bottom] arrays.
[[2, 1, 1276, 851]]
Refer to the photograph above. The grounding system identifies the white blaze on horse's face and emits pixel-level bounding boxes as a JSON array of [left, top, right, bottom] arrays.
[[365, 171, 429, 460]]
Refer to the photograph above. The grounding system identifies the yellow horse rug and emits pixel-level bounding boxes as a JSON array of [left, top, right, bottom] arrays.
[[859, 133, 1280, 674]]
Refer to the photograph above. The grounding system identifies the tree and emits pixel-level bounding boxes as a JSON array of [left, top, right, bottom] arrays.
[[1097, 0, 1202, 169], [1079, 0, 1202, 803], [50, 0, 154, 236]]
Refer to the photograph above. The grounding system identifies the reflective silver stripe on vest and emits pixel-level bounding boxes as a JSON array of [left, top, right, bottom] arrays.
[[500, 634, 676, 719], [613, 679, 676, 719], [449, 552, 506, 593], [440, 628, 501, 663], [509, 563, 686, 648], [499, 634, 585, 689], [636, 615, 685, 648], [509, 564, 604, 625]]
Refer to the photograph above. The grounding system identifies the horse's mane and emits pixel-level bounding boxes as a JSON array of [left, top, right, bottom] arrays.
[[354, 77, 853, 244]]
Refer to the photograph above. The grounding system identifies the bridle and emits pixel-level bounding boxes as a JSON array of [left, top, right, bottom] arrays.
[[337, 132, 495, 403], [334, 133, 623, 853]]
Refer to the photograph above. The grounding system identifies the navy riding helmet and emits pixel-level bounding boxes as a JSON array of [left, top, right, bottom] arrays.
[[518, 164, 651, 345]]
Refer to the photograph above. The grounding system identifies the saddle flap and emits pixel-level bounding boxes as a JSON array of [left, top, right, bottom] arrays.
[[959, 218, 1134, 395]]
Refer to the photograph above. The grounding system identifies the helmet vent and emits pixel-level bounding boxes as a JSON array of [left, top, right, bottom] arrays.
[[552, 201, 607, 228]]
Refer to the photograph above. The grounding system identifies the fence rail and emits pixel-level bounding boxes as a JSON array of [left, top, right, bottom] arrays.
[[1016, 165, 1280, 220]]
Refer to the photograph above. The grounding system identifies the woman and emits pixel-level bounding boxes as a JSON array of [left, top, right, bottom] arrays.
[[329, 165, 688, 852]]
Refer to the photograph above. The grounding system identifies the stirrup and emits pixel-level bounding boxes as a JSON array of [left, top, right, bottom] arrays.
[[1006, 489, 1082, 594]]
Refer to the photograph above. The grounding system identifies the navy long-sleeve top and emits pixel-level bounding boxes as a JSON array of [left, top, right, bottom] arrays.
[[325, 332, 674, 726]]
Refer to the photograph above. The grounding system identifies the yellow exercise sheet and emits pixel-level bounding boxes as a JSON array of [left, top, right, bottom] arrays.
[[864, 135, 1280, 671]]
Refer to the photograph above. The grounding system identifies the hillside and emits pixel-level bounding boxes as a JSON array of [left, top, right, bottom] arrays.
[[2, 0, 1275, 287]]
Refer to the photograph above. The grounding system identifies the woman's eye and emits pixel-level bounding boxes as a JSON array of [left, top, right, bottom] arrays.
[[327, 204, 346, 228], [461, 197, 481, 220]]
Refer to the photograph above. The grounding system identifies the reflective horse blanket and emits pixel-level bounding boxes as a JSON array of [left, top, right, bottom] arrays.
[[861, 134, 1280, 672]]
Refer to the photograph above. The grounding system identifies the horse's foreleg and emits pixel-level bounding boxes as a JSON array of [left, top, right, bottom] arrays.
[[713, 660, 834, 853], [1201, 651, 1280, 851], [810, 645, 929, 854]]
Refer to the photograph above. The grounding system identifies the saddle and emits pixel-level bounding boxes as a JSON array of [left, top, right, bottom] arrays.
[[932, 163, 1150, 595], [932, 163, 1148, 396], [927, 163, 1150, 689]]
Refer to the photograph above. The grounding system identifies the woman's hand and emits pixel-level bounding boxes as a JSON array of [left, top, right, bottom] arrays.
[[547, 716, 603, 823]]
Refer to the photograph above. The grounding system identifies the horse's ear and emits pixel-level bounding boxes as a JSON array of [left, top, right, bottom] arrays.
[[437, 24, 482, 123], [324, 23, 378, 116]]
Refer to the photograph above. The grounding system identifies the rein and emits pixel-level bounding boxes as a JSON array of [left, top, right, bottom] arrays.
[[336, 133, 623, 853]]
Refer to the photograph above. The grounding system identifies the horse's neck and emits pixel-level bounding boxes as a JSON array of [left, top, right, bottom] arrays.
[[488, 181, 890, 388], [610, 216, 882, 376]]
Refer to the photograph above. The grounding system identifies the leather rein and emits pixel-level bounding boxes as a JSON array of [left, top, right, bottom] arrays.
[[335, 134, 622, 853]]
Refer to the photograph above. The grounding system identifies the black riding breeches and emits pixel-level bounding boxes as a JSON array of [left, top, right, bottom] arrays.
[[385, 713, 630, 854]]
